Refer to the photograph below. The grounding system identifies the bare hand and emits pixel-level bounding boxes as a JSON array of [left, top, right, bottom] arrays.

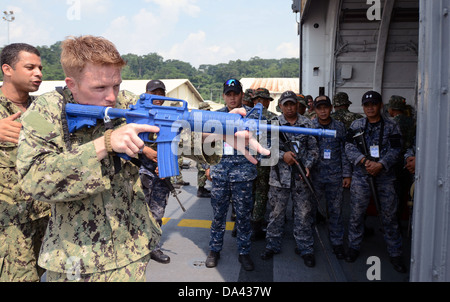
[[110, 124, 160, 157], [365, 160, 383, 176], [224, 130, 270, 164], [143, 146, 158, 162], [296, 167, 310, 180], [226, 108, 271, 164], [342, 177, 352, 188], [203, 108, 270, 165], [0, 112, 22, 144], [283, 151, 298, 166], [303, 167, 310, 178]]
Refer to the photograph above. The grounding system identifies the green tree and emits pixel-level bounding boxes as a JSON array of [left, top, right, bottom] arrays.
[[37, 42, 65, 80], [1, 41, 299, 103]]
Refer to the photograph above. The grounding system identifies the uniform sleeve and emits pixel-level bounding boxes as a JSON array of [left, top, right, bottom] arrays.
[[338, 122, 352, 177], [302, 120, 319, 169], [17, 95, 109, 203], [303, 135, 319, 169], [404, 136, 416, 160], [181, 131, 221, 166], [378, 120, 402, 171], [345, 120, 365, 166]]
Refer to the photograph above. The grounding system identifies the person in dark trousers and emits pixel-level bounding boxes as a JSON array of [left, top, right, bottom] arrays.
[[311, 95, 351, 260], [261, 91, 319, 268], [344, 91, 407, 273], [206, 78, 257, 271]]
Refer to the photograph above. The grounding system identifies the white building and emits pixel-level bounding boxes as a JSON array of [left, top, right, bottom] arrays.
[[240, 78, 300, 114], [7, 79, 212, 110]]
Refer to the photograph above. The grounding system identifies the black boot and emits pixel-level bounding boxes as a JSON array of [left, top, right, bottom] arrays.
[[261, 248, 276, 260], [197, 186, 211, 198], [302, 253, 316, 267], [150, 249, 170, 264], [176, 180, 190, 186], [315, 212, 326, 224], [332, 245, 346, 260], [238, 254, 255, 271], [390, 256, 407, 273], [205, 251, 220, 268], [251, 221, 266, 241], [345, 248, 359, 263]]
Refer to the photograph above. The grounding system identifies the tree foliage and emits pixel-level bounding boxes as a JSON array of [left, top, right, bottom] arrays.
[[1, 42, 299, 102]]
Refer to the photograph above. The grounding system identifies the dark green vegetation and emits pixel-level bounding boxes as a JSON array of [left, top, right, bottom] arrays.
[[1, 42, 299, 103]]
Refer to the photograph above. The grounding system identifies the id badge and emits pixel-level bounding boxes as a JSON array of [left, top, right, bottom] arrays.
[[370, 145, 380, 158], [292, 141, 300, 152], [324, 149, 331, 160], [224, 142, 234, 155]]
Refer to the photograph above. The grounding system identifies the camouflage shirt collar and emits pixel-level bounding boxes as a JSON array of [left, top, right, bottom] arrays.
[[277, 112, 303, 126], [0, 86, 34, 111], [57, 86, 77, 104]]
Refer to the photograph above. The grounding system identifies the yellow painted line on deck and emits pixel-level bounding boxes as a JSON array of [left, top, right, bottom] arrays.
[[176, 219, 235, 231], [162, 217, 171, 225]]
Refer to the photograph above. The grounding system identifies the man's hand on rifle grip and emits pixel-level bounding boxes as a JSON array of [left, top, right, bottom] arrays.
[[94, 124, 160, 161], [283, 151, 298, 166]]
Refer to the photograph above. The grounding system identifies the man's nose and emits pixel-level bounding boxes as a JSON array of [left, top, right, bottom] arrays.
[[105, 88, 117, 103], [35, 67, 43, 78]]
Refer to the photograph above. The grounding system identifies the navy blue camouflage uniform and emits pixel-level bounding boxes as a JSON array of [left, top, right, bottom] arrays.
[[209, 105, 257, 256], [345, 116, 403, 257], [265, 114, 319, 256], [311, 118, 351, 247]]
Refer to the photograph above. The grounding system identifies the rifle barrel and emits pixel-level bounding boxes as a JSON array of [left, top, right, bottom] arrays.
[[66, 103, 337, 139], [188, 110, 336, 138]]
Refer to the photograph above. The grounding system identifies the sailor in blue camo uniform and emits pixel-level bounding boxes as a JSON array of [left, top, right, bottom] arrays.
[[311, 95, 352, 259], [261, 91, 319, 268], [205, 78, 257, 271], [344, 90, 407, 273]]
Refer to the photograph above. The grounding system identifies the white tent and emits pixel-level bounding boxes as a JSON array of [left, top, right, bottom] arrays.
[[4, 79, 215, 110]]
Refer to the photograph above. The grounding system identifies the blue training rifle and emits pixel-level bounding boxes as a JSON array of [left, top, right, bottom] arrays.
[[65, 93, 336, 179]]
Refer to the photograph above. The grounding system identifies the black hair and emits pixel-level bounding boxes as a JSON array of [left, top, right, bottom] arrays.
[[1, 43, 41, 75]]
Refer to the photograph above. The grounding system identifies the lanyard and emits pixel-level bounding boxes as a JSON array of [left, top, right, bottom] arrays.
[[364, 117, 384, 147], [316, 120, 333, 151]]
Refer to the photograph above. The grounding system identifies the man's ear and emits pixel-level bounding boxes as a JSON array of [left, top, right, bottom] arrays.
[[65, 77, 76, 91], [1, 64, 13, 77]]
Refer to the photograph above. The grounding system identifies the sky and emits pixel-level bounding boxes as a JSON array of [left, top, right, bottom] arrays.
[[1, 0, 301, 68]]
